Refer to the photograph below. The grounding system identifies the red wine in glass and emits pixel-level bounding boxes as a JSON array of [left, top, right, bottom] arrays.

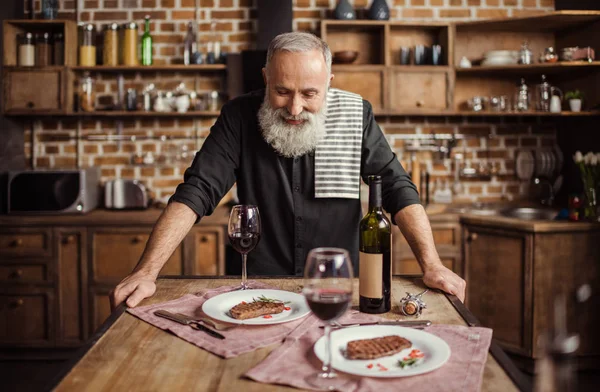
[[305, 290, 351, 321], [228, 205, 261, 290]]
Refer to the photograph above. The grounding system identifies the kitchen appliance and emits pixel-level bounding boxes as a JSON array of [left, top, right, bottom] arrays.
[[104, 179, 149, 209], [5, 168, 100, 214]]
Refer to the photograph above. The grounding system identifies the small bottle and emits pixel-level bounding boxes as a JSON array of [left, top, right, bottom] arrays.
[[102, 23, 119, 66], [359, 175, 392, 314], [18, 32, 36, 67], [36, 32, 52, 66], [141, 15, 153, 66], [183, 22, 197, 66]]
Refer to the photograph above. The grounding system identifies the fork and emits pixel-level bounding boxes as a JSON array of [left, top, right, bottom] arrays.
[[176, 314, 239, 331]]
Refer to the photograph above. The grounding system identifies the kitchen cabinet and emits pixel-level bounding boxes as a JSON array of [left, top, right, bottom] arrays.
[[0, 210, 227, 356], [2, 68, 72, 115], [463, 222, 600, 371]]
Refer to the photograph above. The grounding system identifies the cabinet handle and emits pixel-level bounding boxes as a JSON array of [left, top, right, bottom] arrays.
[[132, 235, 144, 244], [199, 236, 208, 243], [10, 239, 23, 248], [10, 299, 24, 308], [416, 100, 424, 107], [63, 235, 76, 245], [9, 269, 23, 279], [468, 233, 478, 242], [26, 101, 34, 109]]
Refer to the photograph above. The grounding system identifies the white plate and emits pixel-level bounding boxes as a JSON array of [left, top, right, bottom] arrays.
[[201, 289, 310, 325], [516, 150, 535, 180], [314, 325, 451, 378]]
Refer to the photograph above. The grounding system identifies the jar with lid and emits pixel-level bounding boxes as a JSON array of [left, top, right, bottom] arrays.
[[79, 72, 96, 112], [102, 23, 119, 66], [122, 22, 139, 66], [36, 32, 52, 66], [53, 33, 64, 65], [518, 41, 533, 65], [17, 32, 35, 66], [79, 23, 97, 66]]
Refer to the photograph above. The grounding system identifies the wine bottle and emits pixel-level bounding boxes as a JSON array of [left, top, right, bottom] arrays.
[[141, 15, 153, 66], [183, 22, 197, 66], [359, 175, 392, 314]]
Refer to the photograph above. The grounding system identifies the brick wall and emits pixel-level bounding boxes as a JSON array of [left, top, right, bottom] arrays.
[[23, 0, 556, 203]]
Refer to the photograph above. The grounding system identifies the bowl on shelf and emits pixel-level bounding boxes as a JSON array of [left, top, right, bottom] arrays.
[[333, 50, 359, 64]]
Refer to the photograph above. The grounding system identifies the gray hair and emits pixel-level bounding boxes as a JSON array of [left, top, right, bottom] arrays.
[[265, 32, 332, 75]]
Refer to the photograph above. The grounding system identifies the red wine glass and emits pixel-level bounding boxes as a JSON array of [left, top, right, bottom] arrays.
[[303, 247, 354, 390], [228, 205, 261, 290]]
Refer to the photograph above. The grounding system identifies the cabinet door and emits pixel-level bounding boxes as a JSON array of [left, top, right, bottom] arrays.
[[464, 225, 532, 355], [390, 70, 449, 110], [57, 230, 86, 343], [191, 226, 225, 275], [0, 228, 52, 258], [0, 289, 55, 346], [3, 69, 65, 113], [91, 229, 184, 284]]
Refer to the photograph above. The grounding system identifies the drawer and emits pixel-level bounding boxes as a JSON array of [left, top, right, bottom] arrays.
[[92, 231, 183, 283], [3, 68, 66, 113], [0, 291, 54, 344], [0, 231, 52, 258], [0, 264, 48, 283]]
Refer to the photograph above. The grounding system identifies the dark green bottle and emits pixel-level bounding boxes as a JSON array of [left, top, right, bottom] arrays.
[[359, 175, 392, 314], [141, 15, 153, 66]]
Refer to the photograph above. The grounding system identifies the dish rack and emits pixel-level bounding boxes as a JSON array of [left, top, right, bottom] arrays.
[[515, 147, 564, 181]]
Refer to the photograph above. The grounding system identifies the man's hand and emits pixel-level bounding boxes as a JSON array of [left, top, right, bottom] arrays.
[[422, 264, 466, 302], [109, 273, 157, 309]]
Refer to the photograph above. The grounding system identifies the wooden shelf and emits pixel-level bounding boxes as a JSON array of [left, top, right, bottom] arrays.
[[455, 11, 600, 32], [391, 65, 450, 72], [332, 64, 386, 71], [5, 110, 221, 117], [72, 64, 226, 72], [456, 62, 600, 75], [373, 110, 600, 117], [4, 19, 74, 27]]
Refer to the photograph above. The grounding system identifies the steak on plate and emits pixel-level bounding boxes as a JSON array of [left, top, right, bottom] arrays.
[[346, 335, 412, 360], [230, 301, 285, 320]]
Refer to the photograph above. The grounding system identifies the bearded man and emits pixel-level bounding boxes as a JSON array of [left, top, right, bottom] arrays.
[[111, 32, 466, 308]]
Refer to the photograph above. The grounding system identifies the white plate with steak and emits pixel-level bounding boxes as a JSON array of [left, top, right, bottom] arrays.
[[314, 325, 451, 378], [202, 289, 310, 325]]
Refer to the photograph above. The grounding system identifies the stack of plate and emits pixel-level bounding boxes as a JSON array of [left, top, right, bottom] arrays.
[[481, 50, 519, 66]]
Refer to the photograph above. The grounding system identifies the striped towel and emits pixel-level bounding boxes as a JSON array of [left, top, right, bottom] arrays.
[[314, 88, 363, 199]]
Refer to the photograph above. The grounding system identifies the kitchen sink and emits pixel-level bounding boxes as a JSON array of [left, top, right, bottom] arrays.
[[445, 203, 500, 216], [499, 207, 559, 221]]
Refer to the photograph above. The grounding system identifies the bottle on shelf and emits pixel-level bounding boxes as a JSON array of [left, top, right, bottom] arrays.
[[103, 23, 119, 66], [79, 23, 96, 66], [122, 22, 138, 66], [141, 15, 153, 66], [53, 33, 64, 65], [359, 175, 392, 314], [35, 32, 52, 66], [183, 22, 197, 66], [18, 32, 35, 67]]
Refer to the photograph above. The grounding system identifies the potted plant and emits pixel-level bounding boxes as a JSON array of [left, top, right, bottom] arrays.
[[565, 90, 584, 112]]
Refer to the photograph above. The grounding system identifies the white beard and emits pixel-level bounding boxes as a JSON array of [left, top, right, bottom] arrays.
[[258, 93, 327, 158]]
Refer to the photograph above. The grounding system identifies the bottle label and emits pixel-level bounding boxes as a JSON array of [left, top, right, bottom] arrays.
[[359, 251, 383, 298]]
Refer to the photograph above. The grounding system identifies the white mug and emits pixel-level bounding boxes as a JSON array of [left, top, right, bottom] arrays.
[[550, 95, 562, 113]]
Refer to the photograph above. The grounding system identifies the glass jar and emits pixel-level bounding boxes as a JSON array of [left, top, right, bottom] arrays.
[[53, 33, 64, 65], [102, 23, 119, 66], [79, 73, 96, 112], [36, 32, 52, 66], [41, 0, 58, 20], [122, 22, 138, 66], [18, 32, 35, 66], [79, 23, 96, 66]]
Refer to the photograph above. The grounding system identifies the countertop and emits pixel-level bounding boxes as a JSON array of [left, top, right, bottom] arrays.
[[1, 203, 599, 233]]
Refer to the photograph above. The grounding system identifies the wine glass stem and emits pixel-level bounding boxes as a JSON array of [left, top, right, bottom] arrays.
[[241, 253, 248, 290], [323, 323, 334, 375]]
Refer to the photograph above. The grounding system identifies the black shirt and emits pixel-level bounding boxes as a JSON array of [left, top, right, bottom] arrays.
[[171, 90, 420, 276]]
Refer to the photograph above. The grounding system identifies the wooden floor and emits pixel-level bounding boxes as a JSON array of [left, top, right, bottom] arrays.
[[3, 358, 600, 392]]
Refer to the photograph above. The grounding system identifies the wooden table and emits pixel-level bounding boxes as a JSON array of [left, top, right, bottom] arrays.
[[50, 277, 529, 391]]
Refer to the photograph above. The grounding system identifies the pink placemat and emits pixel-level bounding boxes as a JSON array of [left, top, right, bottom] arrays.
[[245, 321, 493, 392], [127, 280, 314, 358]]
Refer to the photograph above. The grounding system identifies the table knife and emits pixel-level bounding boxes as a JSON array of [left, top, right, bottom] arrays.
[[154, 310, 226, 339], [321, 320, 432, 329]]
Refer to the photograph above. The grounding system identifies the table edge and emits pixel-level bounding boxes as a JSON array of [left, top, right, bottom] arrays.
[[47, 276, 532, 392]]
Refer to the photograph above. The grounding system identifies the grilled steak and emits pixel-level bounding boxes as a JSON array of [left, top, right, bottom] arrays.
[[346, 335, 412, 360], [230, 301, 285, 320]]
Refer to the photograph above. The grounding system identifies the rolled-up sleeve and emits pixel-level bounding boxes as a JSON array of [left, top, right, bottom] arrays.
[[169, 102, 240, 219], [360, 100, 420, 224]]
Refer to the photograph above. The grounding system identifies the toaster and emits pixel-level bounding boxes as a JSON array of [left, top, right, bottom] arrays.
[[104, 179, 149, 209]]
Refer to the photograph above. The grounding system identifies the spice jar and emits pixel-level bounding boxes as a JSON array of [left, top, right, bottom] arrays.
[[79, 23, 97, 66], [79, 72, 96, 112], [53, 33, 64, 65], [102, 23, 119, 66], [122, 22, 139, 66], [36, 32, 52, 66], [18, 32, 35, 66]]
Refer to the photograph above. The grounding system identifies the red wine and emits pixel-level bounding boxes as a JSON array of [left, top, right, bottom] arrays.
[[359, 175, 392, 314], [229, 232, 260, 254], [305, 291, 351, 321]]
